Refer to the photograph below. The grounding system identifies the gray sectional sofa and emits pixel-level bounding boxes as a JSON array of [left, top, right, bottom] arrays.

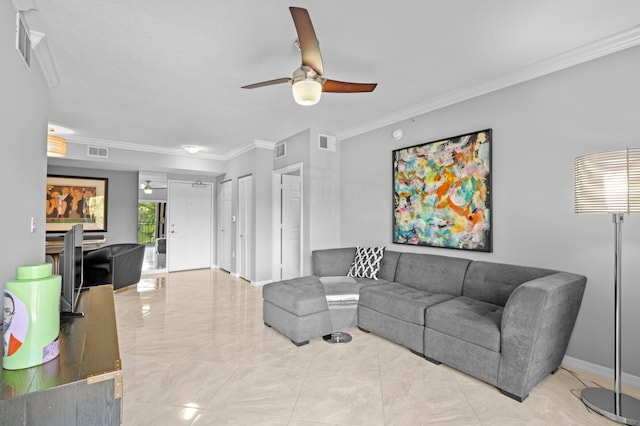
[[262, 247, 586, 402]]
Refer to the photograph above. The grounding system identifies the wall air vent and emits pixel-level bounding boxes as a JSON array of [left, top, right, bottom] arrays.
[[15, 13, 31, 70], [318, 134, 336, 152], [87, 146, 108, 158], [274, 142, 286, 159]]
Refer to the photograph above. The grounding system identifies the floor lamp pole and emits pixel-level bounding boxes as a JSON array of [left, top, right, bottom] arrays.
[[581, 213, 640, 425]]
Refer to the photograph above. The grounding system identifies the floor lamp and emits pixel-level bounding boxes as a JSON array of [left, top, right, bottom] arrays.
[[574, 147, 640, 425]]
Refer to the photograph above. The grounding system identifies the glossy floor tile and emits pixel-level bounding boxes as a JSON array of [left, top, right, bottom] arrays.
[[115, 269, 638, 425]]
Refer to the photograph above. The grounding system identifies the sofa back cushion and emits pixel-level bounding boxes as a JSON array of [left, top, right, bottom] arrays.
[[312, 247, 402, 282], [378, 250, 401, 282], [394, 253, 471, 296], [462, 261, 556, 306], [312, 247, 356, 276]]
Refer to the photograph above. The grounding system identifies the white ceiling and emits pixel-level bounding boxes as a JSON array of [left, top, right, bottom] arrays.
[[23, 1, 640, 157]]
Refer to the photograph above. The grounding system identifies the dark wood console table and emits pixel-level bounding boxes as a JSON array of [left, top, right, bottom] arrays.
[[0, 285, 122, 425]]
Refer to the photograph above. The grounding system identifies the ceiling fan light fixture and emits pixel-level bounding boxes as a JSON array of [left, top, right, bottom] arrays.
[[292, 79, 322, 106], [143, 187, 153, 195]]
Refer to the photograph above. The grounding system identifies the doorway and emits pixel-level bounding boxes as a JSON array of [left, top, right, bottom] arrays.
[[218, 180, 232, 272], [167, 181, 213, 272], [272, 164, 303, 280], [138, 201, 167, 272], [237, 175, 252, 280]]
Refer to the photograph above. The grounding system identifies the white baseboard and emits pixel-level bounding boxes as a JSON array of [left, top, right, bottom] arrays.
[[251, 280, 271, 287], [562, 355, 640, 389]]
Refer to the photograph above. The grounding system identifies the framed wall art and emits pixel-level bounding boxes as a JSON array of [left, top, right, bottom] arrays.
[[46, 175, 108, 232], [393, 129, 492, 252]]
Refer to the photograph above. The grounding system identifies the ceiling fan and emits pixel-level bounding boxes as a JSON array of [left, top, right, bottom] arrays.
[[241, 6, 377, 106], [140, 180, 165, 194]]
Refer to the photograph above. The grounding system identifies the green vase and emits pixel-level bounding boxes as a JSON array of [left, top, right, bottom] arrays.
[[3, 263, 61, 370]]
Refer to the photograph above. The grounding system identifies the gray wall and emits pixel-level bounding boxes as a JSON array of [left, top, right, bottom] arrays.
[[47, 166, 138, 244], [0, 3, 49, 290], [274, 129, 342, 276], [274, 130, 312, 275], [341, 46, 640, 377], [221, 147, 273, 283]]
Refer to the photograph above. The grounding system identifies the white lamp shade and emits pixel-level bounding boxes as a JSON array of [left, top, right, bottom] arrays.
[[574, 148, 640, 214], [292, 80, 322, 106]]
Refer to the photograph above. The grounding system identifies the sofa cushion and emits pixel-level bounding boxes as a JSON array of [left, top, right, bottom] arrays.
[[394, 253, 471, 295], [462, 261, 556, 306], [377, 250, 401, 282], [312, 247, 356, 276], [359, 282, 454, 325], [347, 246, 385, 279], [262, 277, 327, 316], [352, 277, 388, 289], [426, 296, 503, 352]]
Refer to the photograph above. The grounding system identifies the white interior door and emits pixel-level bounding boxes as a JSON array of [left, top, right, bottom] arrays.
[[167, 181, 212, 272], [218, 180, 232, 272], [281, 174, 301, 279], [238, 175, 252, 280]]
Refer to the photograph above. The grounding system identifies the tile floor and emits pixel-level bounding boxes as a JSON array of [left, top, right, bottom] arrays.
[[115, 269, 639, 425]]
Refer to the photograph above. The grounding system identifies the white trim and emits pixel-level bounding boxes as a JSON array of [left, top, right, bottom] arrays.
[[224, 139, 275, 160], [66, 135, 277, 162], [272, 163, 304, 282], [336, 25, 640, 141], [67, 135, 226, 160], [11, 0, 37, 12], [562, 355, 640, 389], [30, 31, 59, 88]]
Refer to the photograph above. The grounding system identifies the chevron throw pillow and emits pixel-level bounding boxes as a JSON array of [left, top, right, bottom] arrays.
[[347, 246, 385, 280]]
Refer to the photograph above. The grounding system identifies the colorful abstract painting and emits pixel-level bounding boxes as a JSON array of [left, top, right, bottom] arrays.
[[393, 129, 492, 252]]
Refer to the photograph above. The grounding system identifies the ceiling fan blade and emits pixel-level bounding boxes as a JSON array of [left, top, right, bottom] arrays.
[[289, 7, 323, 76], [322, 79, 378, 93], [241, 78, 291, 89]]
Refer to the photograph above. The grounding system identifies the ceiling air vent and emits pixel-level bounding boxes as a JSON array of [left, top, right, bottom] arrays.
[[15, 13, 31, 70], [87, 146, 108, 158], [274, 142, 286, 159], [318, 134, 336, 152]]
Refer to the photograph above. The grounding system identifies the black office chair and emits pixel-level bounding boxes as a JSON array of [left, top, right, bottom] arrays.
[[83, 243, 145, 290]]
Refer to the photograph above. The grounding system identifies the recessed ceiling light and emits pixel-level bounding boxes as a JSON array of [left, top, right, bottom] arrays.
[[182, 145, 201, 154]]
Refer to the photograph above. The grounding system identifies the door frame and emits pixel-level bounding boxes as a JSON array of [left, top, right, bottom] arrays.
[[236, 174, 252, 281], [272, 163, 304, 281], [166, 179, 214, 272], [217, 179, 233, 272]]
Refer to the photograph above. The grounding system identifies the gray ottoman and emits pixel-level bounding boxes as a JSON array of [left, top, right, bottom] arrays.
[[321, 276, 359, 344], [262, 276, 331, 346]]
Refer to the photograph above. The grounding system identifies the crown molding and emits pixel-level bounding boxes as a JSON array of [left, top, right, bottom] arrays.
[[11, 0, 37, 11], [336, 25, 640, 141], [67, 135, 275, 161], [223, 139, 275, 161], [67, 135, 227, 161], [30, 31, 59, 88]]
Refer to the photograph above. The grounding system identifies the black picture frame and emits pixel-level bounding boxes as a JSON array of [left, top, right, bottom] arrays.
[[46, 175, 108, 233], [392, 129, 492, 252]]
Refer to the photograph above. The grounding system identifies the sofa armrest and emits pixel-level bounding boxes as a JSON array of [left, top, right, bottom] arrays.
[[110, 245, 145, 289], [498, 272, 586, 399]]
